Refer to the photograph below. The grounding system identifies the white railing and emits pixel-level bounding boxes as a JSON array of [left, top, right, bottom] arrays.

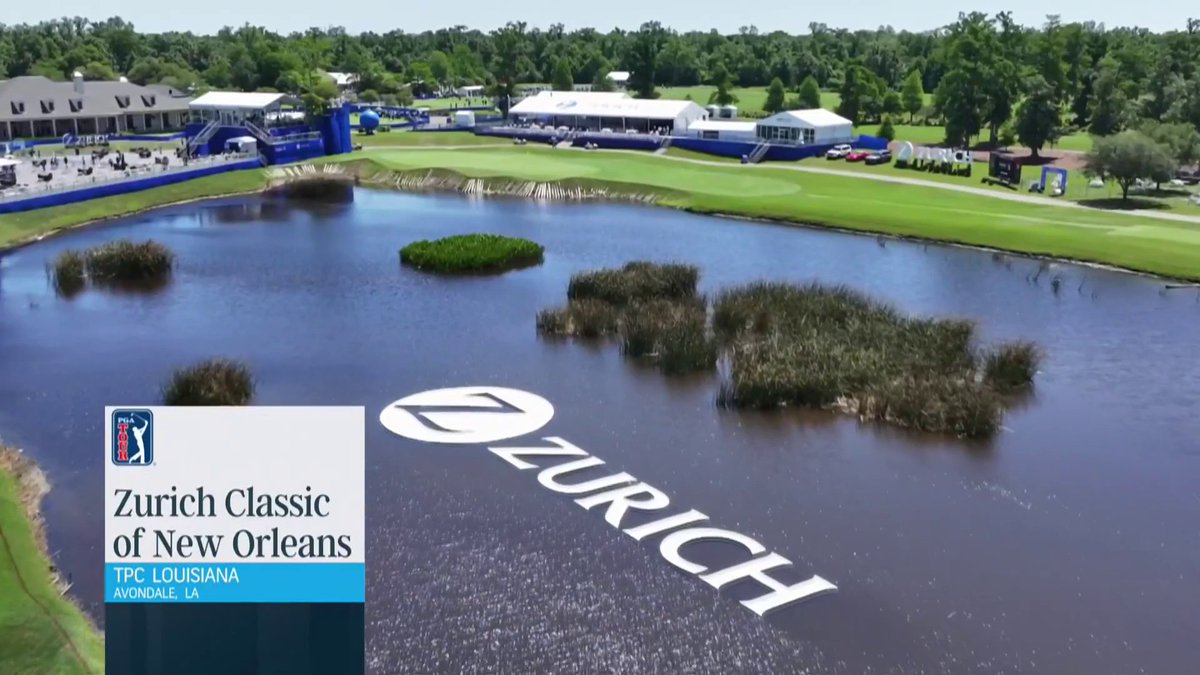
[[187, 120, 220, 151], [748, 142, 770, 163], [0, 152, 258, 204]]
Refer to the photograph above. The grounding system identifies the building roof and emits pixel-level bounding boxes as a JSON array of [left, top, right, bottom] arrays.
[[509, 91, 705, 120], [189, 91, 286, 110], [0, 75, 192, 122], [689, 120, 757, 132], [762, 108, 854, 128], [607, 71, 631, 83]]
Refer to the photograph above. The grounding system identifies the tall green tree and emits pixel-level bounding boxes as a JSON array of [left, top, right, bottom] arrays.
[[707, 62, 738, 106], [1139, 120, 1200, 168], [489, 21, 534, 114], [551, 58, 574, 91], [1084, 131, 1177, 200], [900, 69, 925, 122], [1088, 55, 1132, 136], [797, 75, 821, 109], [628, 21, 666, 99], [1014, 75, 1062, 159], [763, 77, 786, 113]]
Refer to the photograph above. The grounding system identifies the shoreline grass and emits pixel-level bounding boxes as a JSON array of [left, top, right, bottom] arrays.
[[0, 445, 104, 674], [400, 233, 544, 273]]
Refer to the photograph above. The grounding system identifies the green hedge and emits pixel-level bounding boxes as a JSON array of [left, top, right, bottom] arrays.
[[399, 233, 544, 273]]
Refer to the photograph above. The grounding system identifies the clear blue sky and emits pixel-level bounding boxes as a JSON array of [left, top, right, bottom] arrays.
[[6, 4, 1191, 34]]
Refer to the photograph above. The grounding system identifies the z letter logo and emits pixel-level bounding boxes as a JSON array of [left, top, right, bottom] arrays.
[[379, 387, 554, 445]]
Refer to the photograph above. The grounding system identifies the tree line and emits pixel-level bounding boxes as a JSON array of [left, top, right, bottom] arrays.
[[1, 14, 1199, 161]]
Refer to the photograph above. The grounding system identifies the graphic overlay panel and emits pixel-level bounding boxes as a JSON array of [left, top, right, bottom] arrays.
[[104, 406, 365, 674]]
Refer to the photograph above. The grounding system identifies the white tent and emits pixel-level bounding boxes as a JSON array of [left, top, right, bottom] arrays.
[[508, 91, 707, 134], [225, 136, 257, 152], [755, 109, 854, 145], [689, 120, 756, 142]]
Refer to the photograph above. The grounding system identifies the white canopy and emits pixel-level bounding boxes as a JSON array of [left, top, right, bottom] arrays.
[[0, 157, 21, 168], [509, 91, 703, 121], [226, 136, 257, 150], [190, 91, 286, 111]]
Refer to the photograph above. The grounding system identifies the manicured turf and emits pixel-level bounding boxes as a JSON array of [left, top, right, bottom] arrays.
[[858, 123, 955, 146], [343, 147, 1200, 280], [0, 168, 269, 248], [0, 448, 104, 675], [354, 131, 507, 147]]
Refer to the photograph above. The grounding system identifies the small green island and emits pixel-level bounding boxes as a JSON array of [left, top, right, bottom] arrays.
[[538, 261, 1040, 439], [399, 233, 545, 274]]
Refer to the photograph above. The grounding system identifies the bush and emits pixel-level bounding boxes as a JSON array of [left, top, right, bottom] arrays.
[[878, 116, 896, 142], [620, 299, 715, 373], [84, 240, 174, 283], [400, 234, 544, 274], [983, 341, 1041, 392], [162, 358, 255, 406], [48, 249, 86, 295], [567, 261, 698, 305]]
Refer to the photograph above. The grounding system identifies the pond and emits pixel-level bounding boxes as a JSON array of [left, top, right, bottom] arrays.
[[0, 188, 1197, 674]]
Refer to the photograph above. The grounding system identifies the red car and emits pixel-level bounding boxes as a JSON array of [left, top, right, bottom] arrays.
[[845, 149, 872, 162]]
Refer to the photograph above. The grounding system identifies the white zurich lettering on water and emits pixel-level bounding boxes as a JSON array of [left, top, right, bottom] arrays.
[[381, 387, 836, 618]]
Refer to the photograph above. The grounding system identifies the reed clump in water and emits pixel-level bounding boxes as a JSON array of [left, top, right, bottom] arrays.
[[85, 240, 175, 284], [46, 239, 174, 294], [162, 358, 255, 406], [540, 262, 714, 374], [267, 176, 355, 202], [400, 233, 544, 274], [568, 261, 699, 305], [713, 282, 1036, 438], [982, 341, 1041, 392], [48, 250, 86, 296]]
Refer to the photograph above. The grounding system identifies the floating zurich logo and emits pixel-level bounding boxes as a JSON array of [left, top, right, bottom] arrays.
[[380, 387, 554, 445], [112, 409, 154, 466]]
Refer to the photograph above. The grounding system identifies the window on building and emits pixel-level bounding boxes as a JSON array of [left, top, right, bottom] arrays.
[[40, 99, 55, 114], [702, 130, 719, 140], [115, 95, 130, 109], [69, 98, 84, 113], [9, 101, 24, 115], [141, 95, 156, 107]]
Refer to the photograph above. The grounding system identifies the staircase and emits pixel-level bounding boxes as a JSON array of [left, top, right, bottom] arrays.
[[187, 120, 220, 153], [748, 142, 771, 164], [243, 120, 273, 145]]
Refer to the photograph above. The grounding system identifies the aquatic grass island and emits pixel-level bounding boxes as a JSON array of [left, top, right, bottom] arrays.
[[540, 263, 1041, 438], [48, 239, 174, 294], [162, 358, 256, 406], [399, 233, 545, 274]]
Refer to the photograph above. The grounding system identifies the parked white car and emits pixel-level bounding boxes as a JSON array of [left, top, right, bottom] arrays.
[[825, 144, 853, 159]]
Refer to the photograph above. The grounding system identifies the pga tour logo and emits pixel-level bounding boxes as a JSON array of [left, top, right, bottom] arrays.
[[112, 409, 153, 466], [380, 387, 836, 618]]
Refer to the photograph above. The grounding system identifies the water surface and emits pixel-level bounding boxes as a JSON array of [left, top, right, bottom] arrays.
[[1, 189, 1197, 674]]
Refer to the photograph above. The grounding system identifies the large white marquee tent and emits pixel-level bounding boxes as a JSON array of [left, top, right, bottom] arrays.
[[508, 91, 708, 135], [755, 109, 855, 145]]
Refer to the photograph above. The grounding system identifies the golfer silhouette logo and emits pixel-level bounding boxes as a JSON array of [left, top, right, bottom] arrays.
[[112, 409, 154, 466]]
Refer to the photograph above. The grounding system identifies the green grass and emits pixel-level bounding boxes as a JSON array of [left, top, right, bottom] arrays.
[[355, 131, 504, 147], [0, 446, 104, 674], [337, 147, 1200, 280], [400, 233, 545, 273], [0, 168, 269, 248]]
